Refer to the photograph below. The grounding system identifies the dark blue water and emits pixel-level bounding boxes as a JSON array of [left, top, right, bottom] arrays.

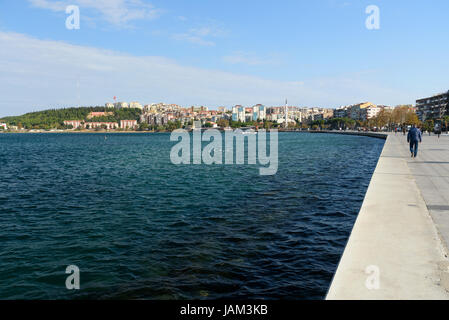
[[0, 132, 384, 300]]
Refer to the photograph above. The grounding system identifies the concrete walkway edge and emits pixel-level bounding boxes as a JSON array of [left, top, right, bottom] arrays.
[[325, 133, 449, 300]]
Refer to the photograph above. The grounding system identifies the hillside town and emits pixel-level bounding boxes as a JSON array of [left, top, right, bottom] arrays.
[[1, 90, 448, 133]]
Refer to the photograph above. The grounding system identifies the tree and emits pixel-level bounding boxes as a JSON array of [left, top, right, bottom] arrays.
[[138, 123, 149, 131], [405, 111, 420, 126], [443, 116, 449, 133], [217, 119, 229, 128]]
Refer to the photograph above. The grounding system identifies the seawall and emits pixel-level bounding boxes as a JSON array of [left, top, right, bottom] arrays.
[[309, 130, 387, 140], [325, 133, 449, 300]]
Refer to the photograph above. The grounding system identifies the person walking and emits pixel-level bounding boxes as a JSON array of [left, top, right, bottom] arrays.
[[407, 124, 422, 158]]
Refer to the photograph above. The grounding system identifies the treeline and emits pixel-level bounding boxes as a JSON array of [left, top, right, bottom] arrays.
[[0, 107, 142, 129], [310, 106, 423, 131]]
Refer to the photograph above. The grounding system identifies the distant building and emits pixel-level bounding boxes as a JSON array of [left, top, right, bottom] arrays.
[[105, 103, 114, 109], [416, 90, 449, 121], [87, 112, 113, 119], [348, 102, 377, 121], [217, 106, 227, 113], [85, 122, 118, 130], [252, 104, 266, 121], [378, 105, 395, 111], [334, 106, 350, 118], [114, 102, 129, 109], [129, 102, 143, 110], [0, 123, 7, 130], [232, 105, 245, 122], [120, 120, 138, 129], [63, 120, 82, 129], [321, 109, 334, 120], [362, 105, 382, 120]]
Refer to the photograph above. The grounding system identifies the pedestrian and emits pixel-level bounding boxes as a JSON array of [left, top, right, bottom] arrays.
[[407, 124, 422, 158]]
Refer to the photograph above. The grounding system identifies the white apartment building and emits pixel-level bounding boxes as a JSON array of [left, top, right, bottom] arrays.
[[363, 105, 382, 120], [63, 120, 82, 129], [129, 102, 143, 110], [252, 104, 267, 121], [114, 102, 129, 109], [120, 120, 138, 129]]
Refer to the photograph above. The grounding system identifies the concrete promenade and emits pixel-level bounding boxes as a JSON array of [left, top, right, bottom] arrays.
[[326, 133, 449, 300]]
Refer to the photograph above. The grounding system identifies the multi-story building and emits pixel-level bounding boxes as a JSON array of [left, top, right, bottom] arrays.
[[142, 114, 168, 126], [319, 108, 334, 120], [362, 105, 382, 120], [105, 103, 114, 109], [232, 105, 245, 122], [87, 111, 113, 119], [129, 102, 143, 110], [114, 102, 129, 109], [0, 123, 8, 130], [334, 106, 350, 118], [63, 120, 83, 129], [252, 104, 266, 121], [348, 102, 376, 121], [217, 106, 227, 114], [85, 122, 119, 130], [416, 90, 449, 121], [120, 120, 138, 129]]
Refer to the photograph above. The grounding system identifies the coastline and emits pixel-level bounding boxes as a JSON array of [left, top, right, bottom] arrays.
[[309, 130, 388, 140]]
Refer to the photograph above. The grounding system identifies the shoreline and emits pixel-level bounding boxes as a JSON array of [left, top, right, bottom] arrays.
[[1, 129, 389, 135]]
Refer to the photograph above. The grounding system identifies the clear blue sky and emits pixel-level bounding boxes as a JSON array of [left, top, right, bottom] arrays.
[[1, 0, 448, 116]]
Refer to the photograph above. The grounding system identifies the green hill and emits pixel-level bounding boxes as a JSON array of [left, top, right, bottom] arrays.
[[0, 107, 142, 130]]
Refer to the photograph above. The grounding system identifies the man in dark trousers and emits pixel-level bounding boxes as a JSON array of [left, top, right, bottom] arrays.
[[407, 125, 422, 158]]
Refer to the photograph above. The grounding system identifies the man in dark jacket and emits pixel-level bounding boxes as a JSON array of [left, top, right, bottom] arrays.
[[407, 125, 422, 158]]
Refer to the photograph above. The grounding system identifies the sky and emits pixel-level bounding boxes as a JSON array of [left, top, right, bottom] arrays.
[[0, 0, 448, 117]]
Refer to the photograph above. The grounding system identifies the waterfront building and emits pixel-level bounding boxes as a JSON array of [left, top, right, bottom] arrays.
[[63, 120, 83, 129], [416, 90, 449, 121], [348, 102, 377, 121], [0, 123, 7, 130], [232, 105, 245, 122], [321, 109, 334, 119], [252, 104, 266, 121], [334, 106, 350, 118], [362, 105, 382, 120], [85, 122, 118, 130], [120, 120, 138, 129], [142, 114, 168, 126]]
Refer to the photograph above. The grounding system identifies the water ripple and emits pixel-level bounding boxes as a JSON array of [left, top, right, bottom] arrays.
[[0, 132, 384, 299]]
